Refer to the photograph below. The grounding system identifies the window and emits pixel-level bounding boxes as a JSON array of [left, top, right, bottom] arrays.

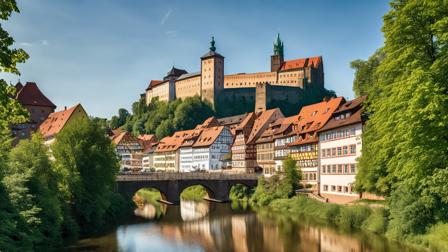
[[322, 150, 326, 158], [331, 148, 336, 156], [322, 165, 326, 173], [344, 186, 349, 193], [337, 186, 342, 192], [331, 185, 336, 191], [350, 145, 356, 154], [350, 164, 356, 173], [344, 164, 349, 173], [343, 146, 348, 155], [337, 147, 342, 156], [332, 165, 336, 173], [337, 164, 342, 173], [323, 185, 328, 192]]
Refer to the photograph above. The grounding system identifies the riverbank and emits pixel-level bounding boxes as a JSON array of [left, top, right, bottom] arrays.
[[257, 195, 448, 252]]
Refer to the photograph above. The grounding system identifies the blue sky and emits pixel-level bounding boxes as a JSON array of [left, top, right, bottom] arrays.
[[1, 0, 389, 118]]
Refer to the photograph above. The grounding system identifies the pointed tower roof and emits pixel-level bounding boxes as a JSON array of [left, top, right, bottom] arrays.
[[16, 82, 56, 108], [201, 36, 224, 59]]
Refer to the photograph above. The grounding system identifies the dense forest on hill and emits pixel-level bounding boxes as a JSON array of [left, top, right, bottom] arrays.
[[110, 85, 336, 139]]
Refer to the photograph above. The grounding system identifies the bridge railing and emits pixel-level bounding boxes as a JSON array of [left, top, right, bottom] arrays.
[[116, 172, 259, 181]]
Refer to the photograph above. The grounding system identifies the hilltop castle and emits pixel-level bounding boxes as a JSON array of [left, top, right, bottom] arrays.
[[144, 35, 325, 113]]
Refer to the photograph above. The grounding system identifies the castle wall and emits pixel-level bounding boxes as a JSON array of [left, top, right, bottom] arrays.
[[201, 57, 224, 106], [277, 69, 305, 87], [151, 81, 170, 102], [175, 75, 201, 100], [224, 72, 277, 88]]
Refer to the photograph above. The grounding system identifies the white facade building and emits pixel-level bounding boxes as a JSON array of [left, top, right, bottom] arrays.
[[318, 96, 366, 201], [187, 126, 233, 172]]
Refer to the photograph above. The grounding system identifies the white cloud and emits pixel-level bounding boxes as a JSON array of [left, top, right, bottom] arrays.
[[160, 10, 172, 25], [41, 40, 49, 46], [19, 42, 32, 46]]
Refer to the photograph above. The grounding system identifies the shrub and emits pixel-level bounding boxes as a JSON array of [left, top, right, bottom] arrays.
[[362, 208, 388, 234], [337, 205, 372, 229]]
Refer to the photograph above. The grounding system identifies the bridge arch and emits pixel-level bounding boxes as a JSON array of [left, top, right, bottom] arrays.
[[116, 173, 258, 205]]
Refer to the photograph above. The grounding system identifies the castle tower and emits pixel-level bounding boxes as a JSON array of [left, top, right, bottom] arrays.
[[271, 33, 284, 72], [200, 36, 224, 107]]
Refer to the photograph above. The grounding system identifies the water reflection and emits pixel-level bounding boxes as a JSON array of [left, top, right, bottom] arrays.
[[67, 201, 420, 252]]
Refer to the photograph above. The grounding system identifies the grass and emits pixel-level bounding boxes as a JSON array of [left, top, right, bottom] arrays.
[[180, 185, 208, 201]]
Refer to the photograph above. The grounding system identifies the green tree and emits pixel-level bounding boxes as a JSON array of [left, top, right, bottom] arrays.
[[4, 134, 63, 249], [52, 118, 119, 234], [350, 48, 385, 97], [110, 108, 130, 129], [173, 96, 214, 130], [156, 118, 175, 140], [282, 156, 302, 197], [0, 1, 32, 250], [356, 0, 448, 238]]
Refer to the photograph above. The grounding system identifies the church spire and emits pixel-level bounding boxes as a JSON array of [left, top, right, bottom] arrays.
[[210, 36, 216, 52], [273, 33, 284, 57]]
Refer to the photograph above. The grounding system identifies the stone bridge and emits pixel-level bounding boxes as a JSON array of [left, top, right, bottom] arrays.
[[116, 172, 259, 205]]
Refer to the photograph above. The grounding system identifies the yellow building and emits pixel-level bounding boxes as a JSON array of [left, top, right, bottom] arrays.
[[39, 103, 88, 145]]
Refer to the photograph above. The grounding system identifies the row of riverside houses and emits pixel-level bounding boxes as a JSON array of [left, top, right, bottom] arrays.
[[131, 95, 367, 203]]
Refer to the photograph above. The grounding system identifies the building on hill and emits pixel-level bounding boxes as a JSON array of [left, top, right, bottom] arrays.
[[318, 96, 367, 203], [288, 97, 344, 192], [12, 81, 56, 144], [231, 108, 284, 173], [144, 35, 324, 114], [39, 103, 88, 145]]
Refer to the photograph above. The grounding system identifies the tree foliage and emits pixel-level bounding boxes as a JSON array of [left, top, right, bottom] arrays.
[[0, 1, 32, 251], [52, 118, 120, 234], [4, 134, 63, 250], [355, 0, 448, 239], [350, 48, 385, 97], [118, 95, 214, 139]]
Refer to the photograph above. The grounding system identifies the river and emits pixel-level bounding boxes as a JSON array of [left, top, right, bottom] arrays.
[[65, 200, 420, 252]]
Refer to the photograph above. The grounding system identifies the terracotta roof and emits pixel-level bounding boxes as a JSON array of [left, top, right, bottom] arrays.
[[288, 132, 318, 146], [156, 129, 198, 152], [39, 104, 86, 139], [318, 96, 366, 132], [146, 80, 164, 91], [256, 117, 284, 144], [280, 56, 321, 71], [143, 142, 158, 153], [288, 97, 344, 146], [193, 126, 226, 147], [16, 82, 56, 108], [138, 134, 156, 142], [195, 116, 219, 129], [217, 113, 248, 125], [112, 131, 143, 147], [247, 108, 284, 144]]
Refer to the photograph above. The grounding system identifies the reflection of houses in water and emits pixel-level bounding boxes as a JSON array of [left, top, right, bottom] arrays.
[[150, 203, 376, 252], [180, 201, 210, 221]]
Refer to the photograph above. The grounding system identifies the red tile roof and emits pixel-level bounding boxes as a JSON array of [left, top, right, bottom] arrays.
[[146, 80, 164, 91], [16, 82, 56, 108], [247, 108, 284, 144], [138, 134, 156, 142], [39, 104, 86, 139], [318, 96, 366, 132], [193, 126, 225, 147], [288, 97, 344, 146], [280, 56, 322, 71]]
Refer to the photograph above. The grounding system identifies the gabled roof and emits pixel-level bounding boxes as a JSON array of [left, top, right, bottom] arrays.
[[16, 82, 56, 108], [195, 116, 220, 130], [318, 96, 366, 133], [156, 129, 198, 153], [247, 108, 284, 144], [280, 56, 322, 71], [39, 104, 87, 139], [289, 97, 344, 146], [112, 131, 143, 148], [138, 134, 156, 142], [193, 126, 226, 147], [146, 80, 163, 91], [177, 72, 200, 81]]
